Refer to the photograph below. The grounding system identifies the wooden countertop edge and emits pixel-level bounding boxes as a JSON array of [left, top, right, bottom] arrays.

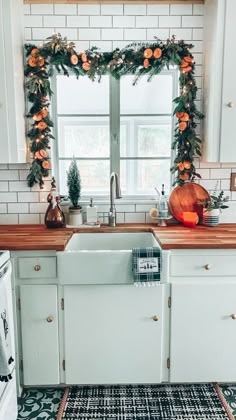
[[1, 223, 236, 250]]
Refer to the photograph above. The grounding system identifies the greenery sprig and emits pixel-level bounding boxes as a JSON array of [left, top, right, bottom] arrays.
[[24, 33, 204, 188]]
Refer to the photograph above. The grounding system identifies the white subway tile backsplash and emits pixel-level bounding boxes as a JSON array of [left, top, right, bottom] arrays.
[[0, 215, 18, 225], [55, 28, 78, 40], [125, 212, 145, 223], [124, 29, 146, 41], [18, 192, 39, 203], [8, 163, 30, 170], [200, 162, 221, 169], [116, 213, 125, 223], [210, 168, 231, 179], [159, 16, 181, 28], [0, 182, 9, 192], [0, 171, 19, 181], [79, 28, 101, 40], [182, 16, 204, 28], [24, 15, 42, 28], [193, 28, 204, 40], [147, 28, 169, 40], [170, 5, 192, 15], [193, 5, 204, 15], [0, 204, 7, 214], [0, 193, 17, 203], [90, 40, 112, 51], [8, 203, 29, 214], [0, 165, 8, 170], [221, 179, 231, 190], [102, 29, 123, 40], [197, 168, 210, 179], [9, 181, 30, 192], [136, 16, 158, 28], [124, 5, 146, 16], [113, 16, 135, 28], [77, 5, 100, 15], [171, 28, 192, 40], [147, 5, 169, 15], [90, 16, 112, 28], [54, 4, 77, 15], [101, 5, 123, 15], [44, 15, 65, 28], [30, 203, 48, 213], [24, 4, 31, 15], [19, 214, 40, 224], [67, 16, 89, 28], [31, 4, 54, 15], [32, 28, 55, 40]]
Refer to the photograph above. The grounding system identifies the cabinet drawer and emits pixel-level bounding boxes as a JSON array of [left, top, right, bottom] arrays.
[[18, 257, 57, 279], [170, 255, 236, 277]]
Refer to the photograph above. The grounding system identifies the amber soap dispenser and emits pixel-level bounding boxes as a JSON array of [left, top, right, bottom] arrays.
[[45, 177, 65, 228]]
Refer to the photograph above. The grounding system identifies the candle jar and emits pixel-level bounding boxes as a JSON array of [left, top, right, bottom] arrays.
[[182, 211, 198, 227]]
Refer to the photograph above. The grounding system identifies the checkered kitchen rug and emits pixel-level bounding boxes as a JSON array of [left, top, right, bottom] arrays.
[[57, 383, 234, 420]]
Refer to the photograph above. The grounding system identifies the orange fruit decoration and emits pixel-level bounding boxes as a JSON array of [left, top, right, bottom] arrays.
[[182, 66, 192, 73], [42, 160, 51, 169], [183, 161, 191, 169], [70, 54, 79, 65], [39, 149, 48, 158], [178, 162, 185, 171], [143, 48, 153, 59], [143, 58, 150, 69], [81, 53, 87, 63], [180, 113, 189, 122], [179, 121, 187, 131], [153, 48, 162, 59], [179, 172, 190, 181], [31, 48, 39, 56], [34, 151, 43, 160], [82, 62, 91, 71], [37, 121, 47, 130], [176, 112, 185, 119], [40, 108, 48, 119], [181, 60, 189, 68], [183, 56, 193, 63], [37, 57, 45, 67], [33, 112, 43, 122], [28, 56, 37, 67]]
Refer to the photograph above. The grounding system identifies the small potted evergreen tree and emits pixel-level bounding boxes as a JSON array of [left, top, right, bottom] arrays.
[[67, 157, 83, 226]]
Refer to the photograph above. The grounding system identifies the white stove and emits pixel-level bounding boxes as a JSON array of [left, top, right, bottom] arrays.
[[0, 251, 17, 420]]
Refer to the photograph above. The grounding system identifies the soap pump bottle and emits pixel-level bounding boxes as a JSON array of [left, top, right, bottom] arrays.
[[86, 198, 97, 223], [158, 184, 168, 218]]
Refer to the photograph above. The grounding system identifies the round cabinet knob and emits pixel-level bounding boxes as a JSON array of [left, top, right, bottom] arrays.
[[204, 264, 211, 270], [152, 315, 159, 322], [46, 316, 54, 323], [34, 265, 41, 271], [227, 102, 234, 108], [231, 314, 236, 320]]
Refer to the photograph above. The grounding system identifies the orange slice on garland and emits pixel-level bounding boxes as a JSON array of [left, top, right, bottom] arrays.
[[183, 161, 191, 169], [31, 48, 39, 56], [42, 160, 51, 169], [70, 54, 79, 65], [143, 48, 153, 59], [179, 121, 187, 131], [40, 108, 48, 119], [82, 62, 91, 71], [28, 56, 37, 67], [37, 121, 47, 130], [143, 58, 150, 68], [81, 53, 87, 63], [176, 112, 185, 119], [153, 48, 162, 59], [180, 113, 189, 122]]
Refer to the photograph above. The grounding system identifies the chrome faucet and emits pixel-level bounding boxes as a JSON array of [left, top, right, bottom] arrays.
[[109, 172, 122, 227]]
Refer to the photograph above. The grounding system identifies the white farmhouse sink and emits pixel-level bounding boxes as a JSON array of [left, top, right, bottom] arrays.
[[57, 232, 160, 285]]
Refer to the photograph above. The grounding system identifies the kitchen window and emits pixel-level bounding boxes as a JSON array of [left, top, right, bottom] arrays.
[[52, 69, 178, 198]]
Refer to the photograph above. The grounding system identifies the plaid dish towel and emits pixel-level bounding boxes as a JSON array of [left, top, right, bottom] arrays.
[[132, 247, 161, 287]]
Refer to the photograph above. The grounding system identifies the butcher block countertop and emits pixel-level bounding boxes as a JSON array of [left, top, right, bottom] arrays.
[[1, 224, 236, 250]]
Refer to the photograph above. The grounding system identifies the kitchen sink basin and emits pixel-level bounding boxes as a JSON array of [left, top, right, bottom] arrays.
[[57, 232, 160, 284]]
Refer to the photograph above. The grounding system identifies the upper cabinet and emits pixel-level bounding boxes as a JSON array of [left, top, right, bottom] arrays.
[[0, 0, 26, 163], [203, 0, 236, 162]]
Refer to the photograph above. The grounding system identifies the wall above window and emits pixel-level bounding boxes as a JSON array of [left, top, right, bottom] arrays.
[[24, 1, 204, 5]]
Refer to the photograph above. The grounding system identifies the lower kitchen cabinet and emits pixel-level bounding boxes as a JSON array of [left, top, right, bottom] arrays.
[[20, 285, 60, 385], [170, 282, 236, 383], [64, 285, 165, 384]]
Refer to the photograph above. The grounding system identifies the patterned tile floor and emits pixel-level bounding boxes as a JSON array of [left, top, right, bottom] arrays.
[[17, 385, 236, 420]]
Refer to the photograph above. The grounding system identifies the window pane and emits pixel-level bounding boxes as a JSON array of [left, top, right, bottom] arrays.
[[120, 116, 171, 158], [120, 159, 171, 195], [57, 75, 109, 114], [120, 75, 173, 115], [59, 160, 110, 195], [58, 117, 110, 158]]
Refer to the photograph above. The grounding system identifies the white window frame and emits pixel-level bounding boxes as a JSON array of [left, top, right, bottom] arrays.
[[51, 68, 179, 200]]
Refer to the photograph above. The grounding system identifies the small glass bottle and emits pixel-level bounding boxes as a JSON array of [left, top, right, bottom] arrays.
[[45, 177, 65, 228], [158, 184, 168, 218]]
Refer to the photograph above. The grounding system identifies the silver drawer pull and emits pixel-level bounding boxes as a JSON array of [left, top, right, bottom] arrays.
[[46, 316, 54, 323], [231, 314, 236, 320], [204, 264, 211, 270], [152, 315, 159, 322], [34, 265, 41, 271], [227, 102, 234, 108]]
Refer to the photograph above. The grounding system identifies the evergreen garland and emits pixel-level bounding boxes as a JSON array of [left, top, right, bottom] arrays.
[[24, 33, 204, 188]]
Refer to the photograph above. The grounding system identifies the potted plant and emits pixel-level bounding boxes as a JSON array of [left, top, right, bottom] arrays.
[[67, 157, 83, 226], [201, 190, 229, 226]]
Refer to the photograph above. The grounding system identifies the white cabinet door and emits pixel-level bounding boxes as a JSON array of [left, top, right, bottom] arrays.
[[0, 0, 26, 163], [20, 285, 60, 385], [170, 282, 236, 383], [64, 285, 164, 384]]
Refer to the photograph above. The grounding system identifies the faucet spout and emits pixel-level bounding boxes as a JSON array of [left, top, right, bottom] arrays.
[[109, 172, 122, 226]]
